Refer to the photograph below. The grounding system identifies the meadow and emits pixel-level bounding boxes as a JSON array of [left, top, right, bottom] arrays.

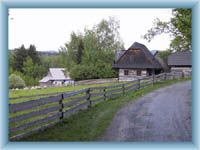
[[9, 82, 121, 104]]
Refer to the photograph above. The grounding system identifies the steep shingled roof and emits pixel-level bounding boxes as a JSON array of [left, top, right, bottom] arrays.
[[168, 51, 192, 66], [39, 68, 69, 83], [113, 42, 162, 69], [49, 68, 66, 80]]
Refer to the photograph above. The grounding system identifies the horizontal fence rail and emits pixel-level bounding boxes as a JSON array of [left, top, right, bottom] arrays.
[[9, 71, 191, 140]]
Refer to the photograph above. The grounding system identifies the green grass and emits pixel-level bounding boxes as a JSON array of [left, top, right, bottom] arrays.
[[18, 77, 191, 141], [9, 82, 120, 103]]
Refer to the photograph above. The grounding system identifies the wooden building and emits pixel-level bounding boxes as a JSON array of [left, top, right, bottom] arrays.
[[39, 68, 74, 87], [168, 51, 192, 73], [113, 42, 162, 81]]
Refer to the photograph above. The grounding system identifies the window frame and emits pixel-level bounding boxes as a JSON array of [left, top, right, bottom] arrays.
[[124, 70, 129, 76], [136, 69, 142, 76]]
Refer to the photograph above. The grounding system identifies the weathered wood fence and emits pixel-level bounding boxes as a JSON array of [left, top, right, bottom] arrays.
[[9, 71, 191, 140]]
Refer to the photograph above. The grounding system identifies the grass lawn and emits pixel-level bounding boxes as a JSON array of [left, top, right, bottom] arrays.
[[9, 82, 121, 103], [17, 78, 191, 141]]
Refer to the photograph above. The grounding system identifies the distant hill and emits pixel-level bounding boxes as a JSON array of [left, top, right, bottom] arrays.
[[9, 50, 59, 56], [38, 51, 59, 56]]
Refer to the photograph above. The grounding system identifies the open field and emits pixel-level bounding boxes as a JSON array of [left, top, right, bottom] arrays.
[[9, 82, 121, 104], [15, 77, 191, 141]]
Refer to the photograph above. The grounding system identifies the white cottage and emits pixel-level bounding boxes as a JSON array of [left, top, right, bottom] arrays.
[[39, 68, 74, 87]]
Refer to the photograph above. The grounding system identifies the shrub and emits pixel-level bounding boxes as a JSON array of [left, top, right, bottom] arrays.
[[9, 74, 26, 89], [70, 65, 96, 81], [69, 63, 117, 81]]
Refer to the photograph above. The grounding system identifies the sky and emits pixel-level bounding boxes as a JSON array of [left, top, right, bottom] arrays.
[[9, 8, 173, 51]]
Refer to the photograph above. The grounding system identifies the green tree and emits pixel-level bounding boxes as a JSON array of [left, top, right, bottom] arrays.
[[9, 50, 15, 75], [9, 74, 26, 89], [157, 50, 172, 60], [28, 45, 40, 64], [82, 30, 99, 64], [143, 8, 192, 51], [82, 17, 124, 65], [13, 45, 28, 72], [69, 65, 97, 81], [63, 32, 84, 67], [95, 17, 124, 51], [62, 17, 124, 80], [22, 57, 36, 85], [23, 57, 35, 77]]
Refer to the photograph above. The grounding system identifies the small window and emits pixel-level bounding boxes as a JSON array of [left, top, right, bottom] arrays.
[[137, 70, 141, 76], [124, 70, 129, 75]]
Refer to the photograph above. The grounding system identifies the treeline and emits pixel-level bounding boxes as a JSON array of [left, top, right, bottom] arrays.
[[9, 17, 124, 88], [9, 45, 69, 87], [9, 45, 46, 87]]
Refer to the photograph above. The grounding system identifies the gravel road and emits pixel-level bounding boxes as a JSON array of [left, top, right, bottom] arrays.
[[101, 81, 192, 141]]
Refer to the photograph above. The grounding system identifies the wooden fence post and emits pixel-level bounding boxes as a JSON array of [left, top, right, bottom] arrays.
[[103, 87, 107, 100], [138, 79, 140, 89], [122, 84, 125, 94], [86, 88, 91, 108], [173, 72, 175, 80], [59, 93, 64, 120], [152, 75, 155, 85], [182, 71, 184, 78], [164, 73, 167, 80]]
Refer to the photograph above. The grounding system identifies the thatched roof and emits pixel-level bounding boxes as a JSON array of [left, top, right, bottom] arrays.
[[113, 42, 162, 69], [168, 51, 192, 66]]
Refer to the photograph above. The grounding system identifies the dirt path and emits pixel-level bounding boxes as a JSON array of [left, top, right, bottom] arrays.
[[101, 81, 192, 141]]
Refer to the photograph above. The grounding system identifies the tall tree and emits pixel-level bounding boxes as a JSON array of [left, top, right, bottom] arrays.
[[28, 45, 40, 64], [95, 17, 124, 51], [13, 45, 28, 72], [64, 32, 84, 66], [9, 50, 15, 74], [143, 8, 192, 51], [82, 17, 124, 65], [23, 56, 35, 77]]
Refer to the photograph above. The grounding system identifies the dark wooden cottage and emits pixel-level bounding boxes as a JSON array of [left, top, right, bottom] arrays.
[[168, 51, 192, 73], [113, 42, 162, 81]]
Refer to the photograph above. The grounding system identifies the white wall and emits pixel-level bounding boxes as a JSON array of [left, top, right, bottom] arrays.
[[119, 69, 147, 81]]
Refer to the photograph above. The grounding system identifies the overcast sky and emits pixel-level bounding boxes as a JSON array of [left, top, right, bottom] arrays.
[[9, 8, 173, 51]]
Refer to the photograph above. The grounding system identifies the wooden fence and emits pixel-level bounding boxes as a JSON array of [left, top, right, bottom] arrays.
[[9, 71, 191, 140]]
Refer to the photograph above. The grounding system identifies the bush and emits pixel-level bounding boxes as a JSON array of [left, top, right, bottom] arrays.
[[69, 63, 117, 81], [70, 65, 96, 81], [23, 76, 39, 86], [9, 74, 26, 89]]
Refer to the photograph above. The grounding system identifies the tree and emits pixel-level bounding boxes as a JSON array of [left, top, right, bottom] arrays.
[[13, 45, 28, 72], [69, 65, 97, 81], [9, 50, 15, 75], [22, 56, 46, 86], [23, 57, 35, 77], [62, 17, 124, 80], [143, 8, 192, 51], [157, 49, 172, 60], [9, 74, 26, 89], [28, 45, 40, 64], [95, 17, 124, 51], [12, 44, 41, 73], [64, 32, 84, 67], [81, 17, 124, 65]]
